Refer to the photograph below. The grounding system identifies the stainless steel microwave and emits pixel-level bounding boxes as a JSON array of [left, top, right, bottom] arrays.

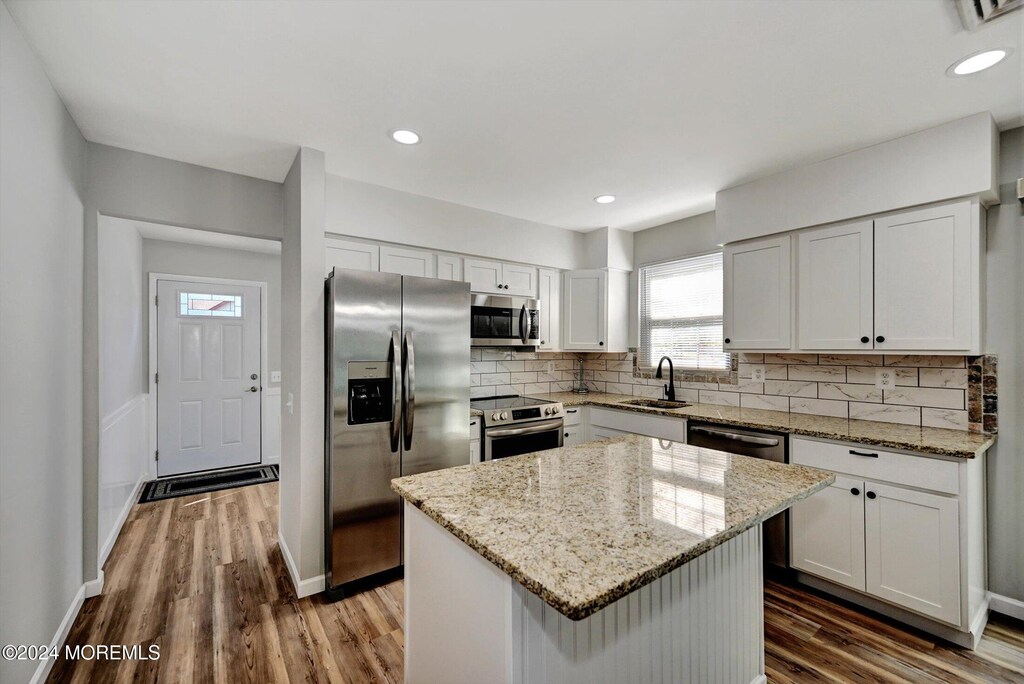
[[470, 294, 540, 347]]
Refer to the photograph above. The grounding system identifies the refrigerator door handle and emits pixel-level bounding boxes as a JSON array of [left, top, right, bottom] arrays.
[[403, 331, 416, 450], [389, 331, 401, 453]]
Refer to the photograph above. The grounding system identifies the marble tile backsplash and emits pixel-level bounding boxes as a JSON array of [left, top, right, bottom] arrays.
[[469, 349, 996, 433]]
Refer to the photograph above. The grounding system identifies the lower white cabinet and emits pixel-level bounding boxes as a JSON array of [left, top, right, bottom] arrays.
[[562, 425, 584, 446], [790, 437, 984, 644], [590, 426, 630, 441], [470, 417, 481, 464], [864, 482, 961, 625], [791, 474, 866, 591]]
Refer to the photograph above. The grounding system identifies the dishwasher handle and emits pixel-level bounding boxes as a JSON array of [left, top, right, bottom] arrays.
[[689, 426, 780, 447]]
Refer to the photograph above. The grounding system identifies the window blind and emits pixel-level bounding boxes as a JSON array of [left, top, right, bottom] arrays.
[[638, 252, 730, 371]]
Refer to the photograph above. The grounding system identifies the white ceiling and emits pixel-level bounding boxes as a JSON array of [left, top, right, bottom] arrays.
[[7, 0, 1023, 232]]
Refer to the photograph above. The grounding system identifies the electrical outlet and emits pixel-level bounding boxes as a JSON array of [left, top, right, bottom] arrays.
[[751, 365, 766, 383], [875, 368, 895, 390], [271, 370, 282, 383]]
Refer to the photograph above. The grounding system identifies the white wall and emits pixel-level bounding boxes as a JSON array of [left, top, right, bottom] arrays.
[[326, 175, 585, 270], [0, 4, 88, 682], [983, 126, 1024, 602]]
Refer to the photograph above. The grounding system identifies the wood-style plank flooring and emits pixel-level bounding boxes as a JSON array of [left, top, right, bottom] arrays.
[[50, 482, 1024, 683]]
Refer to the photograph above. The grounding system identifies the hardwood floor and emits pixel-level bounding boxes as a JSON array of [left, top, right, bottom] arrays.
[[50, 481, 1024, 683]]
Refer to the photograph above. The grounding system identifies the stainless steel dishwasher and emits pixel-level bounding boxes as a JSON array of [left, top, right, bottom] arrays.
[[686, 421, 789, 569]]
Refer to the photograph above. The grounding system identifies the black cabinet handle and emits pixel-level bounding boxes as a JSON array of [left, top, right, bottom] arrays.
[[860, 336, 870, 344], [866, 491, 877, 500], [566, 409, 578, 413], [849, 449, 878, 458], [540, 340, 545, 345], [876, 335, 885, 343], [564, 432, 569, 437], [724, 338, 731, 344], [599, 341, 604, 346], [851, 487, 860, 496]]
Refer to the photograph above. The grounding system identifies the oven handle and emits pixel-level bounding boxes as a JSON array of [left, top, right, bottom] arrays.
[[486, 419, 564, 438]]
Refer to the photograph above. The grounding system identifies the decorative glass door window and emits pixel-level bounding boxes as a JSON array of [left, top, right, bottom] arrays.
[[178, 292, 243, 318]]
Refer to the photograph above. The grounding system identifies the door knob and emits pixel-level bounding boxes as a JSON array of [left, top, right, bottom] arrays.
[[246, 386, 258, 393]]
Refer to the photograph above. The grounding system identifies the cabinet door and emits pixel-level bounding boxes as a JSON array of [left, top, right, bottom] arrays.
[[436, 255, 463, 282], [864, 482, 961, 625], [798, 221, 873, 350], [537, 268, 561, 350], [590, 425, 629, 441], [791, 475, 866, 591], [562, 270, 607, 351], [563, 425, 583, 447], [469, 440, 481, 464], [874, 201, 972, 351], [464, 258, 504, 294], [380, 245, 436, 278], [325, 238, 379, 275], [723, 235, 792, 350], [502, 264, 538, 297]]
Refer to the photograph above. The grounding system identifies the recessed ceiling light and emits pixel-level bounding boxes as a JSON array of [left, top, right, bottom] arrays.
[[594, 195, 616, 204], [947, 49, 1010, 76], [390, 129, 421, 145]]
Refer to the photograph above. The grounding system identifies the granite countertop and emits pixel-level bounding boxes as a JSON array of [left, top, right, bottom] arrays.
[[392, 435, 833, 620], [534, 391, 995, 459]]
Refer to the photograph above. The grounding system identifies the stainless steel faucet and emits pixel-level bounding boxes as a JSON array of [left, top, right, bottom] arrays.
[[656, 356, 675, 401]]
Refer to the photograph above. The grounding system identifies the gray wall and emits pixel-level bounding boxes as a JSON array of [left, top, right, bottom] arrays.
[[98, 221, 145, 416], [983, 126, 1023, 601], [142, 239, 282, 388], [82, 144, 285, 581], [0, 4, 88, 682]]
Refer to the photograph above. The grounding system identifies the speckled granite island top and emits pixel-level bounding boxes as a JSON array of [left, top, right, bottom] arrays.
[[535, 391, 995, 459], [392, 435, 833, 620]]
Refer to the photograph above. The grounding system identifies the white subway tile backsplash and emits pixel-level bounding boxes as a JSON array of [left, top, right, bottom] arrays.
[[846, 366, 918, 386], [480, 372, 511, 385], [510, 371, 538, 384], [717, 379, 764, 394], [849, 402, 920, 425], [605, 382, 634, 395], [790, 397, 848, 418], [764, 353, 818, 364], [918, 368, 969, 389], [497, 360, 526, 373], [698, 390, 741, 407], [764, 380, 817, 398], [471, 361, 497, 374], [883, 355, 965, 368], [818, 383, 882, 403], [740, 394, 790, 412], [883, 386, 965, 410], [787, 365, 847, 382], [921, 408, 969, 430], [818, 354, 882, 366]]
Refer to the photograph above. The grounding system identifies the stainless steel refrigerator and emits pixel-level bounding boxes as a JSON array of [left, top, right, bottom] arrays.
[[325, 268, 470, 597]]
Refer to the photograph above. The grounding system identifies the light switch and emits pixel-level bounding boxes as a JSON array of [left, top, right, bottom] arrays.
[[751, 365, 766, 383], [271, 370, 282, 383], [875, 368, 895, 390]]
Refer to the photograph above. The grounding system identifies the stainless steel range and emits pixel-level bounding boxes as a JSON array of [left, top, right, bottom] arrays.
[[472, 395, 564, 461]]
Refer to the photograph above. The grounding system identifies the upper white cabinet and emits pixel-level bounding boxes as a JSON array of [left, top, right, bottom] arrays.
[[325, 237, 379, 274], [380, 245, 436, 278], [465, 258, 538, 296], [537, 268, 561, 350], [562, 269, 628, 352], [723, 235, 792, 350], [798, 220, 874, 350], [436, 255, 463, 282], [874, 201, 974, 351]]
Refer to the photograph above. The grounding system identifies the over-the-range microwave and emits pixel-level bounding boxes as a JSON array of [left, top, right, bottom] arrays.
[[471, 294, 540, 347]]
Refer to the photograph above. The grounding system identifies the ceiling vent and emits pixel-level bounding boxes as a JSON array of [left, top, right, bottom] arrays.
[[956, 0, 1024, 30]]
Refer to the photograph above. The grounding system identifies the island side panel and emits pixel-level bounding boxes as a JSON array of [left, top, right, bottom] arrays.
[[512, 526, 765, 684], [404, 502, 515, 684], [404, 498, 767, 684]]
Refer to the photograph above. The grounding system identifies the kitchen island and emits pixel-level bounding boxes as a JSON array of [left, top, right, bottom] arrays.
[[392, 435, 833, 684]]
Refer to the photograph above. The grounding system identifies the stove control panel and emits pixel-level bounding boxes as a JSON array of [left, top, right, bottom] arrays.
[[485, 403, 563, 425]]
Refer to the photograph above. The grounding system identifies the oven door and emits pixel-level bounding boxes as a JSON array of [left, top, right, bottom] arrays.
[[484, 418, 564, 460]]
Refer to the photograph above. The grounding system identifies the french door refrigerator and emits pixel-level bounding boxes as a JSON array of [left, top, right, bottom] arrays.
[[325, 268, 470, 597]]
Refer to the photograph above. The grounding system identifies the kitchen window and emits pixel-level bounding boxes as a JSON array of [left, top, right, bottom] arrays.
[[639, 252, 731, 371]]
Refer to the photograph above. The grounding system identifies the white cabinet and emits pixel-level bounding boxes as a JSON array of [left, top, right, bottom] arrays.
[[464, 258, 538, 296], [588, 407, 686, 442], [874, 201, 974, 351], [723, 235, 791, 350], [562, 269, 628, 352], [470, 417, 481, 464], [864, 482, 961, 625], [563, 425, 583, 446], [791, 474, 866, 591], [436, 255, 463, 282], [798, 220, 874, 350], [380, 245, 436, 278], [537, 268, 561, 350], [325, 237, 379, 274], [590, 426, 630, 441]]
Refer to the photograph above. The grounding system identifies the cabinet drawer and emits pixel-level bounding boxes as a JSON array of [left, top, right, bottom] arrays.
[[562, 407, 583, 426], [792, 438, 958, 495], [589, 408, 686, 442]]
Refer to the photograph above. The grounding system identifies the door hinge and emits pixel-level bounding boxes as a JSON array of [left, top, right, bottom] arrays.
[[155, 450, 159, 461], [154, 372, 158, 384], [155, 294, 158, 307]]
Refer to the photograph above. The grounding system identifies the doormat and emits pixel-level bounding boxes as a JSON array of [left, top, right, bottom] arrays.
[[139, 464, 278, 503]]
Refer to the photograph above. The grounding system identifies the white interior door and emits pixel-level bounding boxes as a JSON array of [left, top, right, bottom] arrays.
[[157, 280, 262, 476]]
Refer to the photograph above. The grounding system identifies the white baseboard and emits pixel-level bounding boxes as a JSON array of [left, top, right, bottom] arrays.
[[989, 592, 1024, 621], [750, 676, 768, 684], [29, 583, 85, 684], [98, 474, 146, 568], [278, 534, 324, 599], [83, 571, 105, 599]]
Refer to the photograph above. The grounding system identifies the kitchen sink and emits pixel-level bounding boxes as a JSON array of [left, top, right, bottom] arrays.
[[617, 399, 692, 410]]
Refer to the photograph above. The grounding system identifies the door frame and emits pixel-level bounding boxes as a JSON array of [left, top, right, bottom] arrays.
[[147, 272, 270, 478]]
